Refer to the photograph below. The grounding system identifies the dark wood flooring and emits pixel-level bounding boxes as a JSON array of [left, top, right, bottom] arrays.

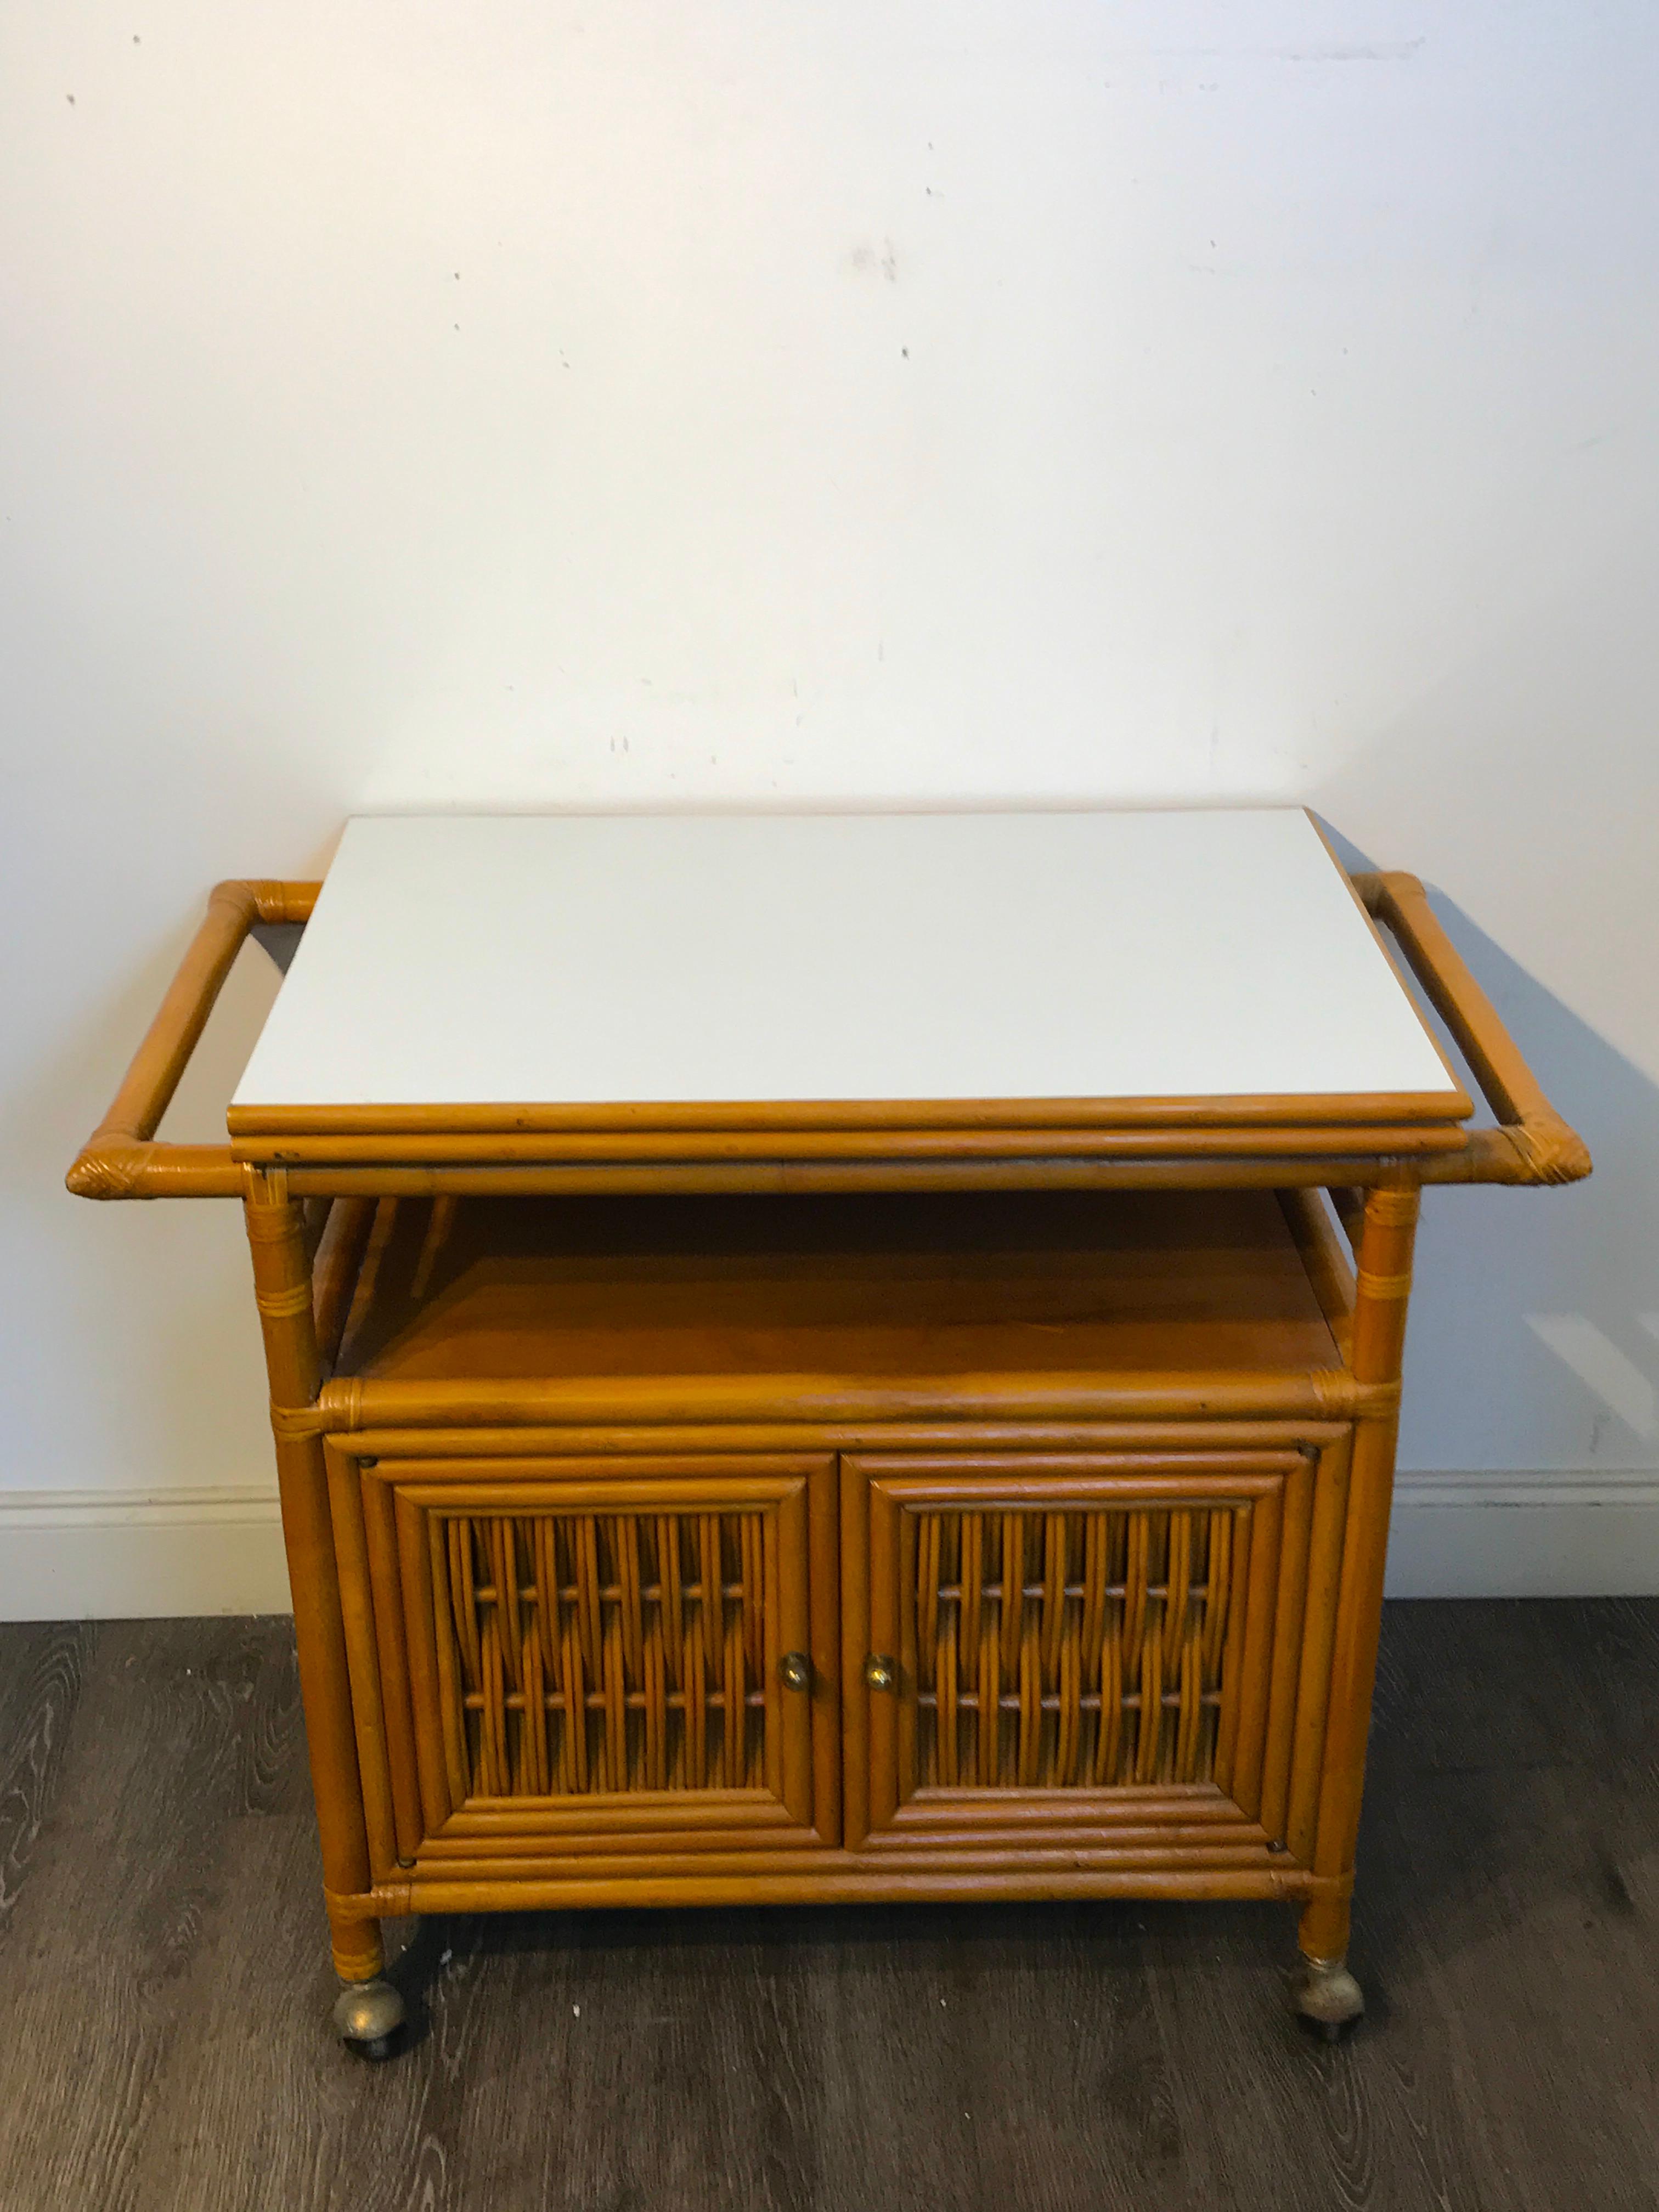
[[0, 1600, 1655, 2210]]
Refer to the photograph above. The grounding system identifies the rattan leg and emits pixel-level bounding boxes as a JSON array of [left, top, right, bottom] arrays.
[[328, 1906, 404, 2057], [329, 1903, 383, 1984], [1287, 1187, 1419, 2044], [246, 1178, 398, 2053], [1293, 1898, 1362, 2038]]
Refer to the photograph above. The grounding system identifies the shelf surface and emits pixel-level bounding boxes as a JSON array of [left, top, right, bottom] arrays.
[[336, 1190, 1342, 1389], [231, 810, 1465, 1137]]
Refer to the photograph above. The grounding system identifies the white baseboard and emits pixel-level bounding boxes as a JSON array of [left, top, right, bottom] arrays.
[[1, 1475, 1657, 1620], [0, 1487, 290, 1620], [1386, 1471, 1659, 1598]]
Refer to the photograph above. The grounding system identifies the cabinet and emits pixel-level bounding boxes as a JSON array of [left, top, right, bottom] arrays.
[[68, 811, 1589, 2055]]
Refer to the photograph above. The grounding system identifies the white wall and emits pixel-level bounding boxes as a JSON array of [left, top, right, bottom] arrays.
[[3, 2, 1657, 1609]]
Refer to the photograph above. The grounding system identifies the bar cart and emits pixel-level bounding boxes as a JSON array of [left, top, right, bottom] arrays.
[[69, 810, 1588, 2055]]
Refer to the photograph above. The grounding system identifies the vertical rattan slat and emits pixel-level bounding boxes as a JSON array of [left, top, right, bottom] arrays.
[[359, 1471, 425, 1865], [1257, 1455, 1317, 1842], [323, 1443, 402, 1883], [1284, 1436, 1354, 1863], [1210, 1502, 1249, 1799], [393, 1489, 456, 1832]]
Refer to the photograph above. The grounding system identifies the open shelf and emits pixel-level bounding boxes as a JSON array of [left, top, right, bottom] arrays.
[[334, 1189, 1346, 1390]]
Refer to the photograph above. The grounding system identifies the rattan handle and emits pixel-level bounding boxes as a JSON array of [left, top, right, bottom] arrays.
[[1353, 871, 1590, 1187], [66, 879, 319, 1200], [64, 862, 1587, 1194]]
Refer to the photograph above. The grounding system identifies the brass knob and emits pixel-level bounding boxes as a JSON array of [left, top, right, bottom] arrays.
[[779, 1651, 811, 1692], [864, 1654, 896, 1691]]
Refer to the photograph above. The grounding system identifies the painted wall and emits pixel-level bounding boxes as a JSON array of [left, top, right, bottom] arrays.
[[3, 3, 1656, 1598]]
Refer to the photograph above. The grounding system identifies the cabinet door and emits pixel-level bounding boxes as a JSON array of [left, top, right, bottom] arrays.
[[842, 1447, 1348, 1855], [328, 1451, 839, 1870]]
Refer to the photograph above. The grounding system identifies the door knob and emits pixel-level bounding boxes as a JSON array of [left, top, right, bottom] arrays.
[[779, 1651, 812, 1691], [864, 1654, 896, 1691]]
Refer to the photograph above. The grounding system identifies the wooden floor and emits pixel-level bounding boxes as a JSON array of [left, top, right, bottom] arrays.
[[1, 1601, 1655, 2211]]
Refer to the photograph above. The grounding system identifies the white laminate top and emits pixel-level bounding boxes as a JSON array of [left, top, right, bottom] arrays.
[[230, 810, 1462, 1119]]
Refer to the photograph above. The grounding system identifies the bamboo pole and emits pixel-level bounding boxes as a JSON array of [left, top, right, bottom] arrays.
[[244, 1171, 380, 1982], [1298, 1183, 1420, 1965]]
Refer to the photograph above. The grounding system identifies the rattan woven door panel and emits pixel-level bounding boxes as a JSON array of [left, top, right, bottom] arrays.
[[842, 1447, 1352, 1855], [326, 1451, 839, 1871]]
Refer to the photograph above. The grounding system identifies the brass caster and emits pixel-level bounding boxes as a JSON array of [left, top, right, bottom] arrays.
[[1293, 1954, 1364, 2041], [332, 1977, 405, 2059]]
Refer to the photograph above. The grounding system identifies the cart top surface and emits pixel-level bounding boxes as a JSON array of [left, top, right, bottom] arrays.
[[229, 808, 1466, 1133]]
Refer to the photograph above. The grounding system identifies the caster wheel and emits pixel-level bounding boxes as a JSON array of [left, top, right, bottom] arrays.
[[1293, 1954, 1363, 2039], [332, 1977, 405, 2058]]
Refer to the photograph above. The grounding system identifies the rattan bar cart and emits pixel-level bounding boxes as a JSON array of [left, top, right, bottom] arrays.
[[69, 811, 1588, 2056]]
